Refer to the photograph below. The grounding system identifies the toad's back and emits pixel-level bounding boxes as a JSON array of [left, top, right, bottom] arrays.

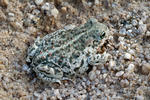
[[30, 19, 107, 67], [26, 18, 108, 82]]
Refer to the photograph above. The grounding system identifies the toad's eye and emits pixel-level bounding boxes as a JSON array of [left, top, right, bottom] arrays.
[[100, 31, 105, 39]]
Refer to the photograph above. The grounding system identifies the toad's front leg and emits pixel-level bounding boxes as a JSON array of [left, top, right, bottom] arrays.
[[87, 53, 107, 66]]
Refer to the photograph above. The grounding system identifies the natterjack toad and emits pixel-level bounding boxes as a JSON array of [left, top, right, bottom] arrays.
[[26, 18, 108, 83]]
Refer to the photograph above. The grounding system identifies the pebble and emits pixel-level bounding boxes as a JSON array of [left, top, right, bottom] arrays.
[[50, 7, 59, 18], [0, 9, 6, 21], [146, 31, 150, 36], [0, 64, 5, 70], [128, 49, 135, 55], [126, 31, 134, 37], [10, 22, 23, 31], [0, 0, 8, 7], [132, 27, 140, 35], [54, 89, 62, 100], [119, 28, 126, 35], [125, 24, 132, 29], [142, 63, 150, 74], [32, 9, 41, 15], [78, 94, 87, 100], [22, 64, 30, 71], [41, 2, 59, 18], [8, 13, 15, 22], [135, 95, 144, 100], [120, 79, 129, 87], [124, 53, 132, 60], [95, 70, 100, 75], [61, 7, 67, 13], [64, 24, 76, 30], [109, 60, 116, 69], [41, 2, 51, 11], [103, 73, 107, 79], [139, 20, 143, 25], [88, 71, 96, 80], [0, 56, 8, 66], [138, 24, 147, 34], [8, 12, 15, 17], [35, 0, 43, 5], [94, 0, 100, 5], [126, 63, 135, 73], [118, 36, 124, 41], [33, 91, 41, 98], [132, 19, 138, 26], [116, 71, 124, 77], [119, 41, 127, 50], [0, 74, 2, 81]]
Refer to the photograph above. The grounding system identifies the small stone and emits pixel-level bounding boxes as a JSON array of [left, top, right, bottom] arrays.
[[95, 70, 100, 76], [142, 63, 150, 74], [120, 79, 129, 87], [0, 64, 5, 70], [87, 2, 92, 7], [0, 9, 6, 21], [118, 37, 124, 41], [125, 24, 132, 29], [51, 8, 59, 18], [26, 26, 37, 35], [132, 27, 140, 35], [10, 22, 23, 31], [8, 12, 15, 17], [22, 64, 29, 71], [94, 0, 100, 5], [128, 29, 132, 33], [61, 7, 67, 13], [8, 13, 15, 22], [126, 30, 134, 37], [78, 94, 87, 100], [126, 63, 135, 73], [54, 89, 62, 99], [64, 24, 76, 30], [0, 56, 8, 66], [33, 91, 41, 98], [32, 9, 41, 15], [0, 0, 8, 7], [135, 95, 144, 100], [128, 49, 135, 55], [116, 71, 124, 77], [109, 60, 116, 70], [103, 73, 107, 79], [119, 28, 126, 35], [124, 53, 132, 60], [145, 54, 150, 60], [138, 24, 147, 34], [0, 61, 2, 64], [119, 41, 127, 50], [35, 0, 43, 5], [88, 71, 96, 80], [41, 2, 59, 18], [41, 2, 51, 11], [146, 31, 150, 36], [139, 20, 143, 25], [132, 19, 138, 26]]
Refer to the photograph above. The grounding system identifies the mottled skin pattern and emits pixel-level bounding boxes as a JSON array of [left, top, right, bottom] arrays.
[[26, 18, 108, 83]]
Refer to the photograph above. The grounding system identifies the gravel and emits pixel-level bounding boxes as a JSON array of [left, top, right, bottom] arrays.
[[0, 0, 150, 100]]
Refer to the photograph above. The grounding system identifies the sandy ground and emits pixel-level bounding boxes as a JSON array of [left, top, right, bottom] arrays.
[[0, 0, 150, 99]]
